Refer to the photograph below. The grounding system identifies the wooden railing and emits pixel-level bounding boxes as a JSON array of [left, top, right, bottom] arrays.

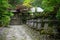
[[26, 19, 59, 30], [26, 19, 59, 40]]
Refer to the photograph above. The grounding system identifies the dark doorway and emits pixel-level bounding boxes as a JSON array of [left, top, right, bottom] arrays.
[[10, 13, 22, 25]]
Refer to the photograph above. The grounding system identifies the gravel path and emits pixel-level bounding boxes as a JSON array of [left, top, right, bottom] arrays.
[[0, 25, 40, 40]]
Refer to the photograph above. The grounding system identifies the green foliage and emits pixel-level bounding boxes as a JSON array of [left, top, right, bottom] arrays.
[[9, 0, 23, 5], [32, 0, 42, 7], [40, 0, 60, 37], [40, 0, 60, 19], [56, 8, 60, 20], [0, 0, 13, 27], [23, 0, 34, 8], [41, 0, 55, 12], [40, 27, 53, 35], [8, 0, 24, 9]]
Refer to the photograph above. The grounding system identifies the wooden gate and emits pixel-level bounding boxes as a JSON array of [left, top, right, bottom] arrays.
[[10, 13, 22, 25]]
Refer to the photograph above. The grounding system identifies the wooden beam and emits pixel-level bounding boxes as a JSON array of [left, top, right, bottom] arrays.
[[10, 10, 17, 12]]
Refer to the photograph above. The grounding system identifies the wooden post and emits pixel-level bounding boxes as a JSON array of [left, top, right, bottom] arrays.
[[44, 22, 48, 40], [37, 18, 42, 30]]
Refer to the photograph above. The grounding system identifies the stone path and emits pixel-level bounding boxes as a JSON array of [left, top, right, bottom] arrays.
[[1, 25, 40, 40]]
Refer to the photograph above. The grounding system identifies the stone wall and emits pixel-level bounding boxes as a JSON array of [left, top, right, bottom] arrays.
[[26, 18, 59, 40]]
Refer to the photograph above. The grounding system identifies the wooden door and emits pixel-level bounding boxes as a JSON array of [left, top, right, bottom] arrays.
[[10, 13, 22, 25]]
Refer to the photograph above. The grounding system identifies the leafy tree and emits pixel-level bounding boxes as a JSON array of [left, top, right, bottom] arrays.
[[32, 0, 42, 7], [40, 0, 60, 38], [41, 0, 60, 19], [0, 0, 13, 27], [9, 0, 24, 5], [8, 0, 24, 9], [23, 0, 34, 8]]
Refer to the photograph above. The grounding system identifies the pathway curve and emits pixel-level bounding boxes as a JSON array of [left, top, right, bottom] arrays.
[[6, 25, 40, 40]]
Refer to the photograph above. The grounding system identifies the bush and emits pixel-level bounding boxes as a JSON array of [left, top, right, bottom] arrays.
[[0, 0, 13, 27]]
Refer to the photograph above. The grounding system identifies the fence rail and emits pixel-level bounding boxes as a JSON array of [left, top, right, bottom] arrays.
[[26, 19, 59, 30], [26, 19, 60, 40]]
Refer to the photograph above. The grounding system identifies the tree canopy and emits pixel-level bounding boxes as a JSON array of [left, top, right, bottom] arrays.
[[0, 0, 13, 27], [41, 0, 60, 19]]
